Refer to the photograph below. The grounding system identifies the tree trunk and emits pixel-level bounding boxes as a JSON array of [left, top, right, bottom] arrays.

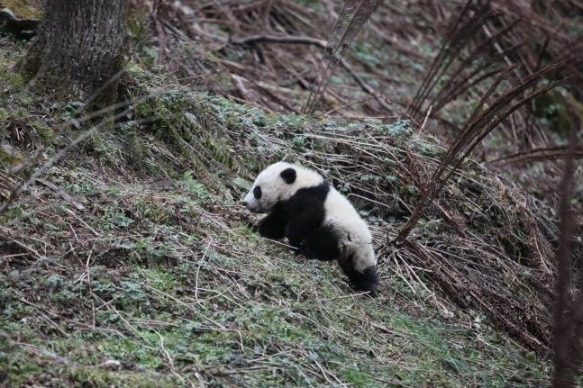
[[16, 0, 127, 107]]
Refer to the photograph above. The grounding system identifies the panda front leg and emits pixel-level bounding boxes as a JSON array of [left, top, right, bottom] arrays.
[[284, 211, 319, 254], [255, 207, 287, 240]]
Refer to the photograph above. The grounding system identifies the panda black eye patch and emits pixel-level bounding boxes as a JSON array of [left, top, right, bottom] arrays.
[[253, 186, 262, 199]]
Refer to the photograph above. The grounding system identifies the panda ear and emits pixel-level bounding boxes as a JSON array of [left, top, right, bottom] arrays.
[[280, 168, 297, 184]]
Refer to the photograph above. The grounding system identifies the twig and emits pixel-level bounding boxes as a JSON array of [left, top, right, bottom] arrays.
[[195, 240, 212, 304], [419, 105, 433, 134], [35, 178, 85, 211], [62, 208, 102, 237], [231, 35, 326, 47], [552, 88, 582, 387]]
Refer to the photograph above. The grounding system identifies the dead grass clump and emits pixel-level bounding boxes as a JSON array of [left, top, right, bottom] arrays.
[[129, 0, 436, 116], [406, 0, 583, 216], [259, 124, 560, 354], [130, 0, 582, 224]]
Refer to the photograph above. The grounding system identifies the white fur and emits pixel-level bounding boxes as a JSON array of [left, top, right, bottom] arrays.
[[244, 162, 324, 213], [245, 162, 376, 272], [323, 188, 376, 271]]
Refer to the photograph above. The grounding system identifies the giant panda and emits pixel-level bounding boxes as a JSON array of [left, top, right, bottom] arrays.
[[243, 161, 379, 296]]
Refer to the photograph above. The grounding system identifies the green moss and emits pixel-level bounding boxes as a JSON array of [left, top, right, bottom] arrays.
[[32, 119, 55, 142], [0, 144, 23, 166]]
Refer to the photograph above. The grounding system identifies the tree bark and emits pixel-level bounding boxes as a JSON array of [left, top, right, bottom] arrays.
[[16, 0, 127, 107]]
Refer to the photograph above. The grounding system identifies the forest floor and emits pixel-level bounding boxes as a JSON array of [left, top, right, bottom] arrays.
[[1, 0, 582, 386]]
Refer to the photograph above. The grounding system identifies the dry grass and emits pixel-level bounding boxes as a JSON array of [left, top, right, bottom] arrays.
[[2, 0, 583, 385], [131, 0, 583, 213], [0, 84, 563, 385], [258, 123, 560, 353]]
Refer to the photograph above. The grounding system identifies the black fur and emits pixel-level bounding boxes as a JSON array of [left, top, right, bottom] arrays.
[[339, 259, 379, 297], [258, 182, 329, 246], [0, 10, 38, 40], [300, 227, 340, 261], [280, 168, 297, 184], [256, 181, 378, 296], [256, 202, 287, 239]]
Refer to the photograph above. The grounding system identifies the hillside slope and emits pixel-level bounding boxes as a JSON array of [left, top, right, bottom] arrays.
[[0, 41, 559, 386]]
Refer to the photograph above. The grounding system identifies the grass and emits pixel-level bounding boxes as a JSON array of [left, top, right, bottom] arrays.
[[0, 250, 550, 386], [0, 32, 557, 387]]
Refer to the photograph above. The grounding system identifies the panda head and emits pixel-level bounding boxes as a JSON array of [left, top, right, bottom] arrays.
[[244, 162, 324, 213]]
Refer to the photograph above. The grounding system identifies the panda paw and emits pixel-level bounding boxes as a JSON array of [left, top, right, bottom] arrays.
[[299, 242, 316, 259], [285, 241, 303, 256]]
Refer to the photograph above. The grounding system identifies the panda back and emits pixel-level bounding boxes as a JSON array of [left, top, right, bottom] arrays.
[[323, 189, 372, 242]]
